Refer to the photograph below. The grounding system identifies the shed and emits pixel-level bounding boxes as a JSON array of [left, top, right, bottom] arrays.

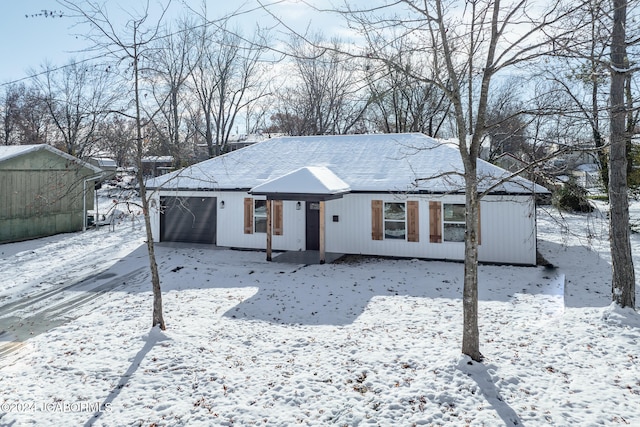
[[147, 133, 549, 265], [0, 145, 103, 243]]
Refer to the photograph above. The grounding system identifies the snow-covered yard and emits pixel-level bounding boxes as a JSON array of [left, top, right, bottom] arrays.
[[0, 202, 639, 426]]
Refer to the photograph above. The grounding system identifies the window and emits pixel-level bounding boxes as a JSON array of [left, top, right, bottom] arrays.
[[254, 200, 267, 233], [443, 204, 466, 242], [384, 202, 406, 239], [244, 198, 283, 235], [372, 200, 419, 242], [430, 202, 481, 244]]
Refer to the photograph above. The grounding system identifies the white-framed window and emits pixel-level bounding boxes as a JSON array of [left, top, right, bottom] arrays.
[[384, 202, 406, 240], [254, 199, 267, 233], [443, 203, 465, 242]]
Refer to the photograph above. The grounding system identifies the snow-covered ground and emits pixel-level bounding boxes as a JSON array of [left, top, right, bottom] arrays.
[[0, 200, 639, 426]]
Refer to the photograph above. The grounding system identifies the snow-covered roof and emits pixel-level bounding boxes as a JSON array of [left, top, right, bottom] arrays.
[[90, 157, 118, 168], [142, 156, 173, 163], [250, 166, 350, 197], [0, 144, 102, 174], [147, 133, 549, 194]]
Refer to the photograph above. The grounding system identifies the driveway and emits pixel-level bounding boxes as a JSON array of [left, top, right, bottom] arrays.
[[0, 265, 146, 361]]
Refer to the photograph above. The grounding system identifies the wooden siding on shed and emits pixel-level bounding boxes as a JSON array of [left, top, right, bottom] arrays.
[[0, 149, 96, 243]]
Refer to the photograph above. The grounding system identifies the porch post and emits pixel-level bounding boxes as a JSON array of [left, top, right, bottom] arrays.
[[319, 200, 326, 264], [266, 199, 272, 261]]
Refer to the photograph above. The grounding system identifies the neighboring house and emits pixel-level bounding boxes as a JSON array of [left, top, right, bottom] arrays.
[[142, 156, 174, 177], [494, 152, 527, 174], [147, 133, 549, 266], [89, 157, 118, 180], [0, 145, 103, 243]]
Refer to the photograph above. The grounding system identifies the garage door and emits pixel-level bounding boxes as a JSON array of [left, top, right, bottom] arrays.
[[160, 196, 216, 244]]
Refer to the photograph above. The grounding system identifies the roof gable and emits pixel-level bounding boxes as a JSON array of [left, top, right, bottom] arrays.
[[147, 133, 548, 194], [250, 166, 351, 198], [0, 145, 102, 175]]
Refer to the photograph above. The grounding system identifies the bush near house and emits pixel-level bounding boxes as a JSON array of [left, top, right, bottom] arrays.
[[552, 177, 594, 213]]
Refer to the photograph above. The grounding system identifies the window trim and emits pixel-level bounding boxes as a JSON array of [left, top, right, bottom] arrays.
[[372, 199, 419, 242], [443, 203, 466, 242], [244, 197, 284, 235], [384, 201, 407, 240], [439, 202, 481, 244], [254, 199, 268, 233]]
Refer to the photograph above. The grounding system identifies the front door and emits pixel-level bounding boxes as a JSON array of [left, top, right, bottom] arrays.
[[305, 201, 320, 250]]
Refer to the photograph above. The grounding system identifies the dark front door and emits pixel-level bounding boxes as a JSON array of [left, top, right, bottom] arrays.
[[305, 201, 320, 250], [160, 196, 217, 244]]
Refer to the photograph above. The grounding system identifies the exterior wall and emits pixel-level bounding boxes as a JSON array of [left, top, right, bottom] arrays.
[[151, 190, 306, 251], [0, 149, 96, 243], [153, 190, 538, 265], [324, 193, 536, 265]]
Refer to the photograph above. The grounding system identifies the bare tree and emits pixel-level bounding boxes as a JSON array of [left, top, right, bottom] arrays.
[[335, 0, 570, 361], [609, 0, 636, 309], [147, 18, 194, 167], [189, 11, 270, 156], [0, 83, 23, 145], [59, 0, 171, 329], [484, 79, 529, 161], [364, 37, 450, 136], [544, 0, 611, 188], [94, 115, 136, 168], [32, 60, 116, 158], [269, 34, 369, 136], [11, 85, 52, 146]]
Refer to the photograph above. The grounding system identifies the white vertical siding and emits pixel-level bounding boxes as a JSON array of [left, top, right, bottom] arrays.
[[324, 193, 536, 265], [153, 190, 538, 265], [154, 190, 305, 251], [216, 192, 305, 251], [477, 195, 537, 265], [150, 192, 161, 241]]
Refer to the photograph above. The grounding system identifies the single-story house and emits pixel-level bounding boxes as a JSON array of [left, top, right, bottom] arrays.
[[142, 156, 174, 177], [88, 157, 118, 180], [146, 133, 549, 265], [0, 144, 103, 243]]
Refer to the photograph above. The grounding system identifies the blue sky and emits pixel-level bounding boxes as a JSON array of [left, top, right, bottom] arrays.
[[0, 0, 347, 86], [0, 1, 89, 84]]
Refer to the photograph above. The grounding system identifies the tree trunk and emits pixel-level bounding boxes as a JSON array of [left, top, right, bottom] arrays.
[[134, 35, 166, 330], [462, 159, 482, 361], [609, 0, 636, 309]]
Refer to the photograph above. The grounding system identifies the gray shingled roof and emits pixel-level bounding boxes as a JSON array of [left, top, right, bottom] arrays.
[[147, 133, 549, 194]]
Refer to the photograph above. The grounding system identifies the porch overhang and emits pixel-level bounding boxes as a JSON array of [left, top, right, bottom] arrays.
[[249, 166, 351, 264], [249, 166, 351, 200]]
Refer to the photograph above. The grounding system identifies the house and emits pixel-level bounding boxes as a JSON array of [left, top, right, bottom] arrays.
[[141, 156, 174, 177], [88, 157, 118, 180], [0, 144, 103, 243], [146, 133, 549, 266], [494, 152, 527, 174]]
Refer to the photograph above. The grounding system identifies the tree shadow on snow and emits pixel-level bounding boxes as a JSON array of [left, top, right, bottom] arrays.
[[457, 357, 524, 427], [61, 242, 599, 327], [83, 327, 169, 427], [537, 240, 614, 308]]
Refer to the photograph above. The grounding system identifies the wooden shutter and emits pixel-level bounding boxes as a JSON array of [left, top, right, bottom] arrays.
[[429, 201, 442, 243], [407, 200, 419, 242], [244, 197, 253, 234], [273, 200, 283, 236], [371, 200, 383, 240]]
